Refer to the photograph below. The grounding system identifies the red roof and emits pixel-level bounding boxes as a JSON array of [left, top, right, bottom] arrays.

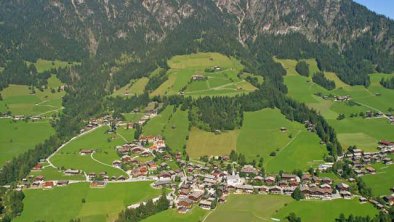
[[44, 181, 54, 187]]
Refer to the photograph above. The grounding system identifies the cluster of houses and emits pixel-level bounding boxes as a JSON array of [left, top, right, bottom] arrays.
[[342, 141, 393, 177], [19, 175, 70, 190], [8, 115, 43, 121], [147, 158, 359, 213]]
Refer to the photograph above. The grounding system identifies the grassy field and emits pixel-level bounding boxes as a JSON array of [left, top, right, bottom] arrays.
[[151, 52, 256, 97], [143, 105, 175, 136], [274, 199, 379, 222], [50, 126, 128, 177], [237, 108, 326, 172], [328, 118, 394, 151], [29, 166, 85, 181], [278, 58, 394, 152], [15, 182, 161, 222], [112, 77, 149, 97], [187, 127, 239, 158], [205, 195, 293, 222], [162, 108, 189, 152], [266, 132, 326, 172], [122, 112, 144, 122], [142, 207, 207, 222], [362, 161, 394, 196], [0, 119, 55, 166], [28, 59, 79, 73], [0, 75, 65, 115]]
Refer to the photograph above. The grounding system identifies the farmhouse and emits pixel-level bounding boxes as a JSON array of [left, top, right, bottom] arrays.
[[269, 186, 283, 194], [336, 183, 350, 191], [65, 169, 80, 175], [192, 74, 206, 81], [188, 190, 204, 202], [79, 149, 94, 155], [199, 200, 212, 210], [32, 163, 43, 171], [383, 194, 394, 206], [240, 165, 258, 175], [43, 181, 54, 189], [335, 95, 351, 102], [177, 198, 193, 210]]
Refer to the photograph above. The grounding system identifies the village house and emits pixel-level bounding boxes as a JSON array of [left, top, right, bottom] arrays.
[[32, 163, 43, 171], [177, 198, 193, 212], [365, 166, 376, 174], [65, 169, 80, 175], [191, 74, 206, 81], [264, 176, 276, 185], [57, 180, 69, 186], [240, 165, 258, 175], [340, 191, 352, 199], [79, 149, 94, 155], [112, 160, 122, 168], [43, 181, 54, 189], [269, 186, 283, 194], [335, 95, 351, 102], [336, 183, 350, 191], [199, 200, 212, 210], [35, 175, 44, 182], [383, 194, 394, 206], [188, 190, 204, 202], [90, 181, 106, 188]]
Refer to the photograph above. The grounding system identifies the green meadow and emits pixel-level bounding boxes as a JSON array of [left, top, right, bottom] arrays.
[[187, 127, 239, 158], [205, 195, 293, 222], [150, 52, 256, 97], [274, 199, 379, 222], [28, 59, 79, 73], [362, 161, 394, 196], [0, 75, 65, 116], [15, 182, 161, 222], [142, 207, 207, 222], [50, 126, 128, 177], [142, 105, 175, 136], [162, 108, 189, 152], [29, 166, 85, 181], [277, 58, 394, 151], [0, 119, 55, 166], [112, 77, 149, 97], [237, 108, 326, 173]]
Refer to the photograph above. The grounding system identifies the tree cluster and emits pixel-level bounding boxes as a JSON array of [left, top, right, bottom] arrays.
[[380, 77, 394, 89], [295, 61, 309, 77], [115, 194, 169, 222], [312, 72, 336, 90]]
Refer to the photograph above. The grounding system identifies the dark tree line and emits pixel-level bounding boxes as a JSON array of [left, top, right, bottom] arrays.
[[115, 193, 169, 222], [312, 72, 336, 90], [145, 68, 168, 92], [0, 135, 63, 185], [336, 211, 393, 222], [189, 96, 243, 131], [380, 77, 394, 89], [0, 188, 25, 222], [295, 61, 309, 77], [106, 93, 150, 114], [0, 58, 50, 90]]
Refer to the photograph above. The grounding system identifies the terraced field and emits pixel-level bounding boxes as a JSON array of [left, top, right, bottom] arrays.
[[237, 108, 326, 172], [277, 58, 394, 152], [150, 52, 256, 97], [50, 126, 128, 177], [0, 75, 65, 116]]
